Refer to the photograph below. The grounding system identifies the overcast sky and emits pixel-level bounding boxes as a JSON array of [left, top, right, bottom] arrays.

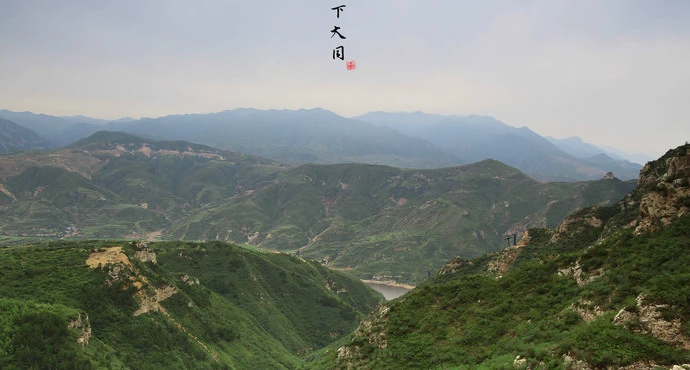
[[1, 0, 689, 157]]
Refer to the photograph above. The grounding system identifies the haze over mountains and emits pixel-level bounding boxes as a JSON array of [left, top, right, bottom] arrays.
[[546, 135, 655, 165], [356, 111, 645, 181], [0, 117, 54, 153], [0, 108, 646, 182]]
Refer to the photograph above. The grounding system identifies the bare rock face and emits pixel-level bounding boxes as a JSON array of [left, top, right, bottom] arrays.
[[86, 246, 133, 269]]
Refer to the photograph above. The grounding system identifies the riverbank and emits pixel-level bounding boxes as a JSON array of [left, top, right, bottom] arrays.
[[360, 279, 416, 290]]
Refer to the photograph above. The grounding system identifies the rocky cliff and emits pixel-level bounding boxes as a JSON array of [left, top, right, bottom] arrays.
[[635, 144, 690, 234]]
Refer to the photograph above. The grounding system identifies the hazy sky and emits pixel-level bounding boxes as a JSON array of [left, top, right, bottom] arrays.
[[1, 0, 689, 157]]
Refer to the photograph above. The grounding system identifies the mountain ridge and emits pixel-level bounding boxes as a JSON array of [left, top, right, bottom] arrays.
[[0, 131, 636, 284], [1, 108, 644, 181], [355, 111, 643, 181], [547, 135, 655, 166]]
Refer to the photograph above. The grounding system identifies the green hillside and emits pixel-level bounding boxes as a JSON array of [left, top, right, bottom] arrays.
[[171, 161, 635, 283], [310, 144, 690, 369], [0, 239, 382, 369], [0, 132, 635, 284], [0, 132, 284, 238]]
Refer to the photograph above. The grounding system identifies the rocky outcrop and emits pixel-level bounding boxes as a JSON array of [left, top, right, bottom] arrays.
[[85, 246, 136, 283], [487, 242, 524, 276], [635, 145, 690, 234], [437, 258, 468, 275], [68, 313, 92, 347], [336, 305, 391, 369], [551, 211, 603, 243], [134, 242, 157, 264], [557, 260, 605, 287], [613, 295, 690, 350], [513, 356, 527, 368], [181, 274, 199, 285], [570, 298, 606, 323], [562, 354, 592, 370], [134, 249, 157, 264]]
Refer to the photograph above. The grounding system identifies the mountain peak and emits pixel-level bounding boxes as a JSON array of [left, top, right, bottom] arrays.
[[69, 131, 148, 148], [634, 143, 690, 234]]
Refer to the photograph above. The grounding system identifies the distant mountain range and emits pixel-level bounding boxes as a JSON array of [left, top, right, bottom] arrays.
[[356, 112, 643, 181], [545, 135, 654, 165], [0, 117, 55, 153], [1, 108, 644, 181]]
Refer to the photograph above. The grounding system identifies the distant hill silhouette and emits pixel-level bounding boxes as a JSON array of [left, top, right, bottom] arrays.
[[0, 117, 55, 152], [356, 112, 643, 181], [1, 108, 644, 181]]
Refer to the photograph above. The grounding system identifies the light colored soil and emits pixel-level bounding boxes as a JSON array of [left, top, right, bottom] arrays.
[[86, 246, 133, 268], [146, 231, 162, 241], [0, 184, 16, 200]]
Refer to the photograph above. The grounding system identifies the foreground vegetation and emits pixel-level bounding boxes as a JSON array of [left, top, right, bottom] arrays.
[[314, 216, 689, 368], [0, 240, 382, 369]]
